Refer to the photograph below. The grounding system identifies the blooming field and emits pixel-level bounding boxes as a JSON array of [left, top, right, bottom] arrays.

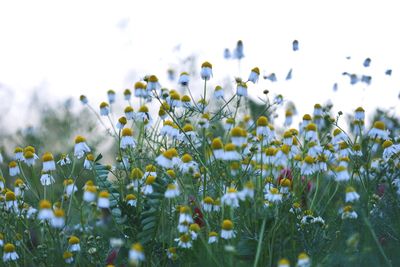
[[1, 61, 400, 267]]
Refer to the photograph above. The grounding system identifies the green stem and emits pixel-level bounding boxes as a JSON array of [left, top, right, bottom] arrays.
[[253, 218, 267, 267]]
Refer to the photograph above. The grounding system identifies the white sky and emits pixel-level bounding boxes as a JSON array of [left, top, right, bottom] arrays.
[[1, 0, 399, 129]]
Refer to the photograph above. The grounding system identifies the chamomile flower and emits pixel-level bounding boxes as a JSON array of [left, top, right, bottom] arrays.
[[345, 186, 360, 202], [40, 172, 55, 186], [279, 178, 292, 194], [189, 223, 201, 240], [179, 124, 200, 147], [221, 219, 236, 239], [107, 89, 116, 103], [265, 187, 283, 203], [239, 181, 255, 200], [142, 175, 156, 195], [351, 143, 363, 157], [165, 183, 180, 198], [129, 243, 145, 264], [278, 258, 290, 267], [51, 208, 65, 228], [223, 143, 241, 161], [23, 147, 39, 166], [68, 236, 81, 252], [300, 114, 312, 133], [124, 106, 135, 120], [99, 102, 110, 116], [3, 243, 19, 262], [98, 191, 110, 208], [284, 109, 293, 127], [248, 67, 260, 83], [9, 161, 20, 176], [214, 85, 224, 100], [178, 205, 193, 225], [83, 154, 95, 170], [221, 187, 240, 208], [208, 231, 218, 244], [201, 61, 213, 80], [62, 179, 77, 197], [73, 135, 91, 159], [213, 198, 221, 212], [42, 152, 56, 172], [176, 234, 192, 248], [179, 154, 199, 174], [146, 75, 161, 92], [202, 196, 214, 212], [123, 88, 132, 101], [236, 82, 248, 97], [126, 194, 137, 206], [38, 200, 54, 221], [161, 120, 179, 139], [134, 81, 147, 98], [120, 128, 136, 149], [304, 123, 318, 142], [335, 166, 350, 182], [181, 95, 192, 108], [234, 40, 244, 59], [143, 164, 157, 179], [14, 147, 24, 161], [63, 251, 74, 264], [382, 140, 400, 161], [368, 121, 389, 140], [166, 247, 177, 260], [256, 116, 270, 136], [341, 205, 358, 219], [136, 105, 151, 122], [354, 106, 365, 121], [79, 95, 88, 104], [301, 156, 316, 175], [198, 113, 210, 129], [167, 91, 182, 108], [156, 148, 178, 168], [332, 128, 346, 145], [83, 185, 97, 202], [211, 138, 224, 160], [297, 252, 311, 267], [116, 116, 127, 130], [224, 118, 235, 131], [231, 127, 247, 147], [178, 72, 190, 86], [5, 191, 18, 212], [58, 154, 72, 166]]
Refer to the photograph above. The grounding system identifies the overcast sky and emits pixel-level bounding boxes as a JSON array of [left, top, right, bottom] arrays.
[[1, 0, 399, 129]]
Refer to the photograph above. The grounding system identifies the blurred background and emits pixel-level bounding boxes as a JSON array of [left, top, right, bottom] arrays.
[[1, 0, 399, 141]]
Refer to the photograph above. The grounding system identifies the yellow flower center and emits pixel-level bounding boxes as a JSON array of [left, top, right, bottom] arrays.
[[256, 116, 268, 126], [181, 154, 193, 163], [99, 191, 109, 198], [148, 75, 158, 83], [201, 61, 212, 69], [42, 153, 54, 162], [122, 128, 133, 137], [373, 121, 385, 130], [39, 200, 51, 209], [4, 243, 16, 253], [131, 243, 143, 252], [145, 176, 156, 185], [134, 81, 145, 89], [126, 194, 137, 201], [211, 138, 223, 150], [75, 135, 86, 144], [69, 236, 80, 245], [222, 220, 234, 230]]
